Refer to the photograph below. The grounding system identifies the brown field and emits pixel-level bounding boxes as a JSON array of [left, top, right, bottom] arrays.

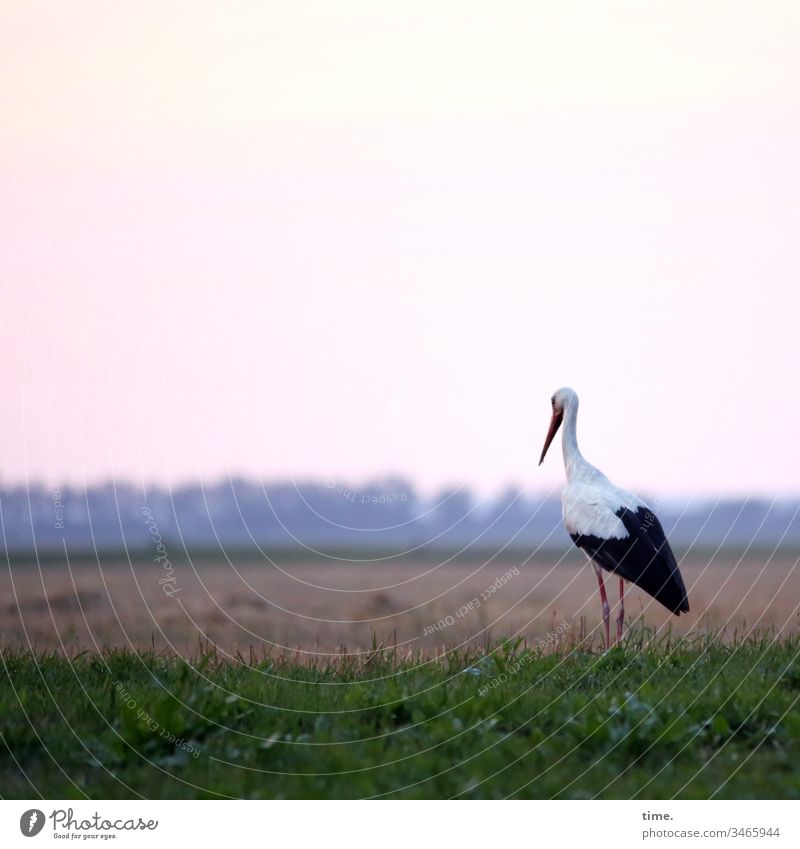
[[2, 549, 799, 657]]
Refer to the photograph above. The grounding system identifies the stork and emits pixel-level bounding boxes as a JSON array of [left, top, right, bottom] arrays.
[[539, 387, 689, 647]]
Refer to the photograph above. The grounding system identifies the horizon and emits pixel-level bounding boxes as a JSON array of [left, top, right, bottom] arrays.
[[5, 472, 800, 507]]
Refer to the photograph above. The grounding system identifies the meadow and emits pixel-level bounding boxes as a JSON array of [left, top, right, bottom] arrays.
[[2, 632, 800, 799], [1, 549, 799, 798]]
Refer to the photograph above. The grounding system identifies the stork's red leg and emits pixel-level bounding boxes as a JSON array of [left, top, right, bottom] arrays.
[[593, 564, 610, 649], [616, 578, 625, 644]]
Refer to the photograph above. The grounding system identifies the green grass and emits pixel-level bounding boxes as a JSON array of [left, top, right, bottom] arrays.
[[2, 628, 800, 799]]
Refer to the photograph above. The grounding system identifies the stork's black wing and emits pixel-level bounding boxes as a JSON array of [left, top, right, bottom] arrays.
[[570, 506, 689, 615]]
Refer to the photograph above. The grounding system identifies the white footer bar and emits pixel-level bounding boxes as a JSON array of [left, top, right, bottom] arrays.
[[2, 800, 795, 848]]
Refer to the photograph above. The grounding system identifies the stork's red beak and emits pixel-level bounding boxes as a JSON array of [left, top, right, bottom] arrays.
[[539, 409, 563, 465]]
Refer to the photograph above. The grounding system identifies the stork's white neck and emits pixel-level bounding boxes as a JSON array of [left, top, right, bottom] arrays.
[[561, 398, 593, 482]]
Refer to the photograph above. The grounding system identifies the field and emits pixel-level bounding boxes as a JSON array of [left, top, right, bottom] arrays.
[[3, 549, 799, 653], [1, 549, 799, 798]]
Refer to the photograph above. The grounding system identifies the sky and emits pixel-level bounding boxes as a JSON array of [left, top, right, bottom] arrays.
[[1, 1, 799, 499]]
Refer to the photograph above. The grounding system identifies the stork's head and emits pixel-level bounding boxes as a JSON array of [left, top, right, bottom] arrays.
[[539, 387, 578, 465]]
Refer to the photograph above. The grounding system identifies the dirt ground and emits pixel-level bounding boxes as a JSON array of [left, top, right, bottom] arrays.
[[2, 548, 798, 657]]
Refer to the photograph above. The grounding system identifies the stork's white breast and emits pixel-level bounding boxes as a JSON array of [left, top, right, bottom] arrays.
[[562, 480, 648, 540]]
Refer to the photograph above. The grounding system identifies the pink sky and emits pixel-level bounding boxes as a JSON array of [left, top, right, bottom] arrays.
[[1, 2, 799, 498]]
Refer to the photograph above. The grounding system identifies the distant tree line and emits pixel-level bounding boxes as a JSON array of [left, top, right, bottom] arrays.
[[1, 478, 797, 554]]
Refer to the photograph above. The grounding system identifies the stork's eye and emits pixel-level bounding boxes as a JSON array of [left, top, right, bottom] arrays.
[[551, 395, 556, 406]]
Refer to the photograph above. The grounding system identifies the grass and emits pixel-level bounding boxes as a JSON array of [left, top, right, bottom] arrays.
[[2, 626, 800, 799]]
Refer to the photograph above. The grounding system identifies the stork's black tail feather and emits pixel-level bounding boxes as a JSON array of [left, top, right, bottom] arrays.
[[571, 506, 689, 616]]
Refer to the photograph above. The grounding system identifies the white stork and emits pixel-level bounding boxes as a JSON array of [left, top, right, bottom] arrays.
[[539, 387, 689, 647]]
